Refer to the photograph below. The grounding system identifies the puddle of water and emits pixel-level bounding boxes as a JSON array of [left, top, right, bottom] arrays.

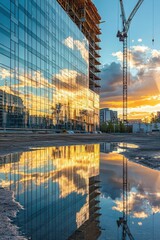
[[99, 143, 160, 240], [118, 143, 139, 149], [0, 145, 101, 240], [100, 142, 139, 155], [1, 142, 160, 240]]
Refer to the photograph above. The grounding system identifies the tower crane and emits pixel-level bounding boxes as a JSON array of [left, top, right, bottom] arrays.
[[117, 152, 134, 240], [117, 0, 144, 123]]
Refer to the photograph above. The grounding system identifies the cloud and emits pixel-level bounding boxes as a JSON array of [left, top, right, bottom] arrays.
[[100, 45, 160, 118], [64, 36, 88, 63], [138, 38, 142, 42], [100, 62, 122, 95], [112, 51, 123, 62]]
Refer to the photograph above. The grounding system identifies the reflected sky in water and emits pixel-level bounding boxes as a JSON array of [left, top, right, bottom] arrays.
[[0, 144, 100, 240], [99, 143, 160, 240]]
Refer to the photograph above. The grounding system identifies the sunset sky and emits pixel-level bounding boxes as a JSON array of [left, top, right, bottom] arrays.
[[93, 0, 160, 120]]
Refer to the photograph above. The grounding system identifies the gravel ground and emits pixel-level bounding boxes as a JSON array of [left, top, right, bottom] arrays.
[[0, 132, 158, 150]]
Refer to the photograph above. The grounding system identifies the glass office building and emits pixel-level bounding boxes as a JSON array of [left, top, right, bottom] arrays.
[[0, 0, 100, 131]]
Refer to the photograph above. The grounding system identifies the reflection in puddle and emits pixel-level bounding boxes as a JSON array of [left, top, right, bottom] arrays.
[[0, 144, 101, 240], [100, 142, 139, 155], [99, 143, 160, 240], [118, 143, 139, 149]]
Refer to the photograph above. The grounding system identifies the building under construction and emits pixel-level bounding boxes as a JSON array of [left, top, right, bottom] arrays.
[[0, 0, 101, 131], [57, 0, 101, 93]]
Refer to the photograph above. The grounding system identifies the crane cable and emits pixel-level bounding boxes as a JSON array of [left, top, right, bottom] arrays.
[[117, 0, 120, 31], [152, 212, 155, 240], [152, 0, 155, 45], [128, 30, 131, 88]]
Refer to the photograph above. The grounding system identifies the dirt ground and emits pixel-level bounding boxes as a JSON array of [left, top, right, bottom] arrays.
[[0, 132, 160, 169]]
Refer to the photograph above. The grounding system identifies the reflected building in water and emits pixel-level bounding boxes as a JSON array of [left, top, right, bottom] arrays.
[[0, 144, 101, 240], [68, 176, 101, 240], [0, 0, 101, 131], [100, 142, 119, 153]]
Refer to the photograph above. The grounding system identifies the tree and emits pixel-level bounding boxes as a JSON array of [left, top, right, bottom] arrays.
[[107, 121, 114, 133], [100, 122, 107, 132], [150, 113, 160, 123], [119, 121, 125, 133]]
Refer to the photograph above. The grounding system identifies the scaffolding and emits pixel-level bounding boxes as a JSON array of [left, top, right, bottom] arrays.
[[57, 0, 101, 93]]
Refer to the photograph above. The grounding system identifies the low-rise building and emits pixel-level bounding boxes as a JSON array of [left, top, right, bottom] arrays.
[[132, 122, 160, 133], [100, 108, 118, 123]]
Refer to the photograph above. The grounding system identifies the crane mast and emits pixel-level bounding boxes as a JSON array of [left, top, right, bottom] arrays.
[[117, 2, 144, 236], [117, 0, 144, 123], [117, 152, 135, 240]]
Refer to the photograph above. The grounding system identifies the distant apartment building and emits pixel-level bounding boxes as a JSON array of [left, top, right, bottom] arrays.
[[0, 0, 101, 131], [100, 108, 118, 123]]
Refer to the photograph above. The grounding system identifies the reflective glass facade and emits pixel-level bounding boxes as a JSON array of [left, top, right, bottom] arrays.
[[0, 144, 100, 239], [0, 0, 99, 131]]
